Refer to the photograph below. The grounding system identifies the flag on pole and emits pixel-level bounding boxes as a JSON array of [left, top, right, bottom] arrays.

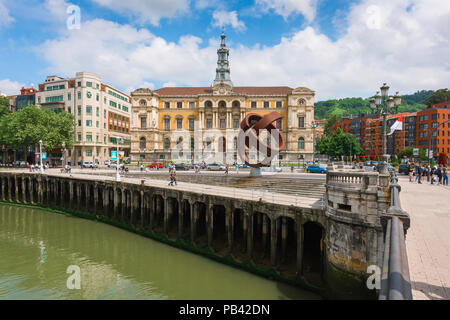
[[388, 115, 403, 135]]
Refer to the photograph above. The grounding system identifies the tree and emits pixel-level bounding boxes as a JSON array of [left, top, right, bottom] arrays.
[[397, 146, 427, 161], [316, 128, 362, 158], [324, 113, 341, 135], [0, 105, 75, 160], [424, 89, 450, 108]]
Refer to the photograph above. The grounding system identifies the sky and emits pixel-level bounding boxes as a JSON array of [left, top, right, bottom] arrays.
[[0, 0, 449, 101]]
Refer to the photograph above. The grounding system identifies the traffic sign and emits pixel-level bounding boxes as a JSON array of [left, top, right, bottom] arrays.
[[413, 148, 419, 157], [111, 151, 118, 160]]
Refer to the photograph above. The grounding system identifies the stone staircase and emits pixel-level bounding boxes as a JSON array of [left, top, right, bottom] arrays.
[[120, 172, 326, 199]]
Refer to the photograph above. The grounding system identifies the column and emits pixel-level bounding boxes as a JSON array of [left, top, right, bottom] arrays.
[[8, 176, 12, 202], [140, 191, 145, 229], [270, 217, 278, 267], [69, 182, 73, 209], [103, 187, 109, 217], [130, 191, 135, 226], [0, 177, 4, 201], [113, 188, 119, 220], [281, 217, 287, 264], [226, 207, 233, 254], [246, 208, 253, 261], [60, 181, 64, 207], [14, 176, 19, 203], [207, 204, 213, 251], [149, 195, 155, 230], [121, 189, 126, 222], [164, 197, 169, 235], [178, 200, 183, 240], [262, 215, 268, 258], [21, 177, 26, 204], [190, 202, 196, 244], [93, 184, 98, 214], [296, 213, 303, 275]]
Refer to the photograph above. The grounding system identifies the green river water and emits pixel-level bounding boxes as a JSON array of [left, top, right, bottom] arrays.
[[0, 204, 320, 300]]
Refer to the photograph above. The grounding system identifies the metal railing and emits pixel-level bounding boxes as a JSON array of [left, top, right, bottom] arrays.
[[379, 171, 413, 300]]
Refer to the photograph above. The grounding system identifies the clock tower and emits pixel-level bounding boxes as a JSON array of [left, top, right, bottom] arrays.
[[213, 31, 233, 87]]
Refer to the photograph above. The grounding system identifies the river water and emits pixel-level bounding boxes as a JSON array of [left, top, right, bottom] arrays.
[[0, 204, 320, 300]]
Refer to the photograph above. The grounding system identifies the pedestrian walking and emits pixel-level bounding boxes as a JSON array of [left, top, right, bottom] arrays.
[[417, 164, 423, 184], [409, 163, 414, 182], [443, 166, 448, 186], [437, 165, 443, 185], [168, 169, 177, 186], [414, 163, 420, 183], [224, 164, 229, 175]]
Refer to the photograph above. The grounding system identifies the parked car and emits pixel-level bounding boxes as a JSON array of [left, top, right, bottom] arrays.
[[147, 162, 164, 169], [104, 159, 117, 167], [82, 161, 98, 168], [207, 163, 226, 171], [13, 161, 29, 168], [174, 163, 189, 171], [398, 164, 409, 175], [306, 165, 327, 173]]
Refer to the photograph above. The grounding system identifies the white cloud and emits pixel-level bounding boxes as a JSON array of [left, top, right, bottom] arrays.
[[212, 10, 246, 31], [255, 0, 318, 22], [195, 0, 223, 10], [37, 0, 450, 100], [163, 81, 177, 87], [0, 0, 14, 28], [92, 0, 189, 26], [44, 0, 72, 20], [0, 79, 25, 96]]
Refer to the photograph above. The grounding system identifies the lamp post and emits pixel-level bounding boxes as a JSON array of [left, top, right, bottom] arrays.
[[115, 137, 121, 182], [39, 140, 44, 174], [369, 83, 402, 167], [62, 142, 66, 168], [312, 121, 318, 163]]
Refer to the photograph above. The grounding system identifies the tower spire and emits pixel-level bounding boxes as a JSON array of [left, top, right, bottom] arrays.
[[213, 30, 233, 87]]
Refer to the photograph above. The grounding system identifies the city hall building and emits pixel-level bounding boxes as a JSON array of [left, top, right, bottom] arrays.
[[130, 33, 316, 164]]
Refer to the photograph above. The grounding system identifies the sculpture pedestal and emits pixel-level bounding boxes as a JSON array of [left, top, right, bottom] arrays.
[[250, 167, 262, 177]]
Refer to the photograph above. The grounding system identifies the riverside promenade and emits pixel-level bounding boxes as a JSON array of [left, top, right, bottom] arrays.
[[399, 177, 450, 300]]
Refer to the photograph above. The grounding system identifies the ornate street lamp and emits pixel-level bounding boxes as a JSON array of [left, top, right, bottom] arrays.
[[369, 83, 402, 169]]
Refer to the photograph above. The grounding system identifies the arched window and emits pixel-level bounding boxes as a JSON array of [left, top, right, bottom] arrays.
[[298, 137, 305, 150], [219, 136, 226, 152], [139, 99, 147, 106], [139, 137, 146, 149], [163, 138, 170, 150], [298, 98, 306, 105]]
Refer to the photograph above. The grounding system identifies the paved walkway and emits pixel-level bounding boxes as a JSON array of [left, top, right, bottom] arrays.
[[399, 177, 450, 300]]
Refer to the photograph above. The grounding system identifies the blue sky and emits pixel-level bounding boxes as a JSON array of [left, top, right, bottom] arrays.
[[0, 0, 449, 100]]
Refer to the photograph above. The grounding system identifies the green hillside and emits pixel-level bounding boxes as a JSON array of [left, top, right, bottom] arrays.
[[314, 90, 434, 120]]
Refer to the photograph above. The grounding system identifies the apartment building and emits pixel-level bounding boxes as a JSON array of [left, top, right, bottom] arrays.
[[36, 72, 132, 165]]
